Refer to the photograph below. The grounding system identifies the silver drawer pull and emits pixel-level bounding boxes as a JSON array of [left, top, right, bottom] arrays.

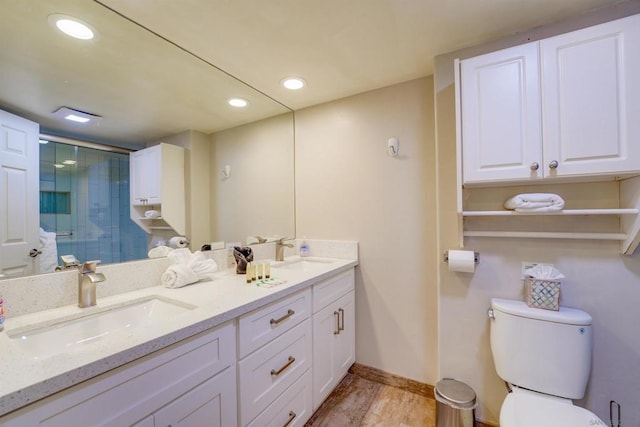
[[270, 309, 295, 326], [334, 311, 340, 335], [338, 308, 345, 332], [283, 410, 296, 427], [271, 356, 295, 376]]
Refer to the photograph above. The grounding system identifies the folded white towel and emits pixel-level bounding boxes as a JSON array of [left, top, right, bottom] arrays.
[[148, 246, 173, 258], [162, 264, 199, 288], [504, 193, 565, 212], [188, 251, 218, 279]]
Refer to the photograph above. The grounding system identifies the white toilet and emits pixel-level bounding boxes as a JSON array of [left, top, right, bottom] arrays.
[[489, 298, 605, 426]]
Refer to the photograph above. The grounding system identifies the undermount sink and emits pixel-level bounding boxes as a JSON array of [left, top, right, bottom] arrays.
[[8, 296, 196, 360], [272, 257, 335, 272]]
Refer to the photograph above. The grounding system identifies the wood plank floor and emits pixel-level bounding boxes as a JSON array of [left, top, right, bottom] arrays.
[[305, 372, 436, 426]]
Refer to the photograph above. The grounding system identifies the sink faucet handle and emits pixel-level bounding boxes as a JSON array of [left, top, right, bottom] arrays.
[[276, 237, 291, 244], [80, 260, 101, 273]]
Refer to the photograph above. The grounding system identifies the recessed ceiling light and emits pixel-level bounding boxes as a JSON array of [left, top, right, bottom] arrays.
[[62, 160, 77, 165], [48, 14, 95, 40], [282, 77, 306, 90], [52, 107, 102, 124], [228, 98, 249, 108]]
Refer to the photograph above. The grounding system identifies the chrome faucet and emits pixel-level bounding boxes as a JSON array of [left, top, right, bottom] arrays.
[[78, 260, 105, 308], [275, 238, 294, 262]]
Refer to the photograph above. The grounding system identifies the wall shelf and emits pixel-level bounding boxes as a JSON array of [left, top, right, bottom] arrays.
[[464, 231, 627, 240], [462, 209, 639, 217]]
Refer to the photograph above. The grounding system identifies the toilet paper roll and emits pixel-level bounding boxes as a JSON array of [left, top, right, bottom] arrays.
[[169, 236, 189, 249], [447, 250, 476, 273]]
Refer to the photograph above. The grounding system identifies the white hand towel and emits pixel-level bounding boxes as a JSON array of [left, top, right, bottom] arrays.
[[161, 264, 199, 288], [168, 248, 192, 265], [38, 228, 58, 273], [504, 193, 565, 212], [187, 251, 218, 279], [148, 246, 173, 258]]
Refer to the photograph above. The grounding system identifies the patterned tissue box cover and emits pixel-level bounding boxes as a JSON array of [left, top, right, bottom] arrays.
[[525, 277, 561, 311]]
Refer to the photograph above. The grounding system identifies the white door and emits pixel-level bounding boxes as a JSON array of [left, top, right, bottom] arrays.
[[541, 14, 640, 177], [460, 42, 543, 184], [0, 109, 39, 277]]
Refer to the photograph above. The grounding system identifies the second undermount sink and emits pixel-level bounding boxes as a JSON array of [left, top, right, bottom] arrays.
[[272, 257, 335, 272], [8, 296, 196, 360]]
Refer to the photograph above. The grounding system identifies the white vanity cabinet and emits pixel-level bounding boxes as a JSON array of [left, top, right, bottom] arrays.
[[238, 288, 313, 427], [130, 143, 186, 235], [459, 14, 640, 185], [312, 269, 355, 410], [0, 322, 236, 427]]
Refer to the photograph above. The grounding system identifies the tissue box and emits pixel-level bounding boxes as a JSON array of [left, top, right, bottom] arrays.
[[525, 277, 560, 311]]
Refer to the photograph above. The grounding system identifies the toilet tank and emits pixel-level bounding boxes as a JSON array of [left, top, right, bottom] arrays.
[[489, 298, 593, 399]]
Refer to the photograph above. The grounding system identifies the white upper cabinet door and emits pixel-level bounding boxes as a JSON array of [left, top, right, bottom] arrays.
[[130, 145, 161, 205], [0, 109, 39, 277], [541, 14, 640, 178], [460, 42, 543, 184]]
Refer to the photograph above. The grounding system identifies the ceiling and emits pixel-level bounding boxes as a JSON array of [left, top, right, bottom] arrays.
[[100, 0, 622, 110], [0, 0, 626, 145]]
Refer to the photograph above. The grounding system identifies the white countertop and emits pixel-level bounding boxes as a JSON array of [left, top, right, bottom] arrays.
[[0, 256, 357, 417]]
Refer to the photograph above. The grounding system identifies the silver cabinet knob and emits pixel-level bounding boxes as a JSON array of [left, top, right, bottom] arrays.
[[549, 160, 559, 169], [530, 162, 539, 171]]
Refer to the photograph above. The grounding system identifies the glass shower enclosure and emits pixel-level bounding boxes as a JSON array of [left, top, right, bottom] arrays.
[[39, 140, 147, 266]]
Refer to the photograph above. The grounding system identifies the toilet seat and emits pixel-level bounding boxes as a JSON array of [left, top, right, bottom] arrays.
[[500, 387, 604, 427]]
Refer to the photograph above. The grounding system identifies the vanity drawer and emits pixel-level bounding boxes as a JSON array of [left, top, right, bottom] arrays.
[[246, 369, 312, 427], [312, 269, 354, 313], [239, 319, 312, 425], [239, 288, 311, 358]]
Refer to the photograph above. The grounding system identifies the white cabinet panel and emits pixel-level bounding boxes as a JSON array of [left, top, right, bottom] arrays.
[[312, 290, 355, 410], [247, 369, 313, 427], [460, 42, 542, 183], [153, 367, 237, 427], [239, 319, 312, 425], [238, 288, 311, 358], [541, 15, 640, 177]]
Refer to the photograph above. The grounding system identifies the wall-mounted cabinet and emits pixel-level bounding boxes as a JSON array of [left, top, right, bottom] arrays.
[[130, 143, 186, 236], [456, 14, 640, 254], [459, 14, 640, 185]]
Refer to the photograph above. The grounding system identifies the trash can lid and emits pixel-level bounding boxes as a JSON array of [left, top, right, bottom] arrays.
[[435, 378, 476, 406]]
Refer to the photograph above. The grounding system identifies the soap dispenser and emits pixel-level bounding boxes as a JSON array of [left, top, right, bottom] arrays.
[[299, 239, 310, 257]]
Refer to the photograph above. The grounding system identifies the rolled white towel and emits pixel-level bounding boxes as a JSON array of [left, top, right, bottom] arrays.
[[504, 193, 565, 212], [188, 251, 218, 279], [38, 228, 58, 273], [161, 264, 199, 288]]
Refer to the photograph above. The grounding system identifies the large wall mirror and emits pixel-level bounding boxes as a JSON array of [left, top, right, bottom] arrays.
[[0, 0, 295, 278]]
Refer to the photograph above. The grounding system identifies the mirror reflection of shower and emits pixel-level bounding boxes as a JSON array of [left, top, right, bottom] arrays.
[[39, 138, 147, 270]]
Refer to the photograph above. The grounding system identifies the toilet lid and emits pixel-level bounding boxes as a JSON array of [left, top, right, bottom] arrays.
[[501, 388, 604, 427]]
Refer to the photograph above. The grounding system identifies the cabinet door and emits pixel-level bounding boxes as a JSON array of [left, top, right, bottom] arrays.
[[460, 42, 543, 184], [541, 15, 640, 177], [130, 145, 161, 205], [153, 367, 237, 427], [312, 291, 355, 410]]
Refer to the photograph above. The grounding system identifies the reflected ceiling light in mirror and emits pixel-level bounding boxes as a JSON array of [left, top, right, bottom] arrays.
[[62, 160, 77, 165], [52, 107, 102, 124], [54, 164, 65, 169], [228, 98, 249, 108], [39, 139, 49, 144], [48, 14, 95, 40], [281, 77, 306, 90]]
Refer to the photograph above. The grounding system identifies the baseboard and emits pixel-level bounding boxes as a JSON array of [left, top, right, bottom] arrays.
[[349, 363, 499, 427], [349, 363, 434, 398]]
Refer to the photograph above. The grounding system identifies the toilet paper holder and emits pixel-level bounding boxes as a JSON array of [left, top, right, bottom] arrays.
[[443, 251, 480, 264]]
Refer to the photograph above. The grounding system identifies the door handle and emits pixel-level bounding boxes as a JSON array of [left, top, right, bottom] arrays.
[[334, 311, 340, 335], [28, 248, 42, 258], [338, 308, 345, 332]]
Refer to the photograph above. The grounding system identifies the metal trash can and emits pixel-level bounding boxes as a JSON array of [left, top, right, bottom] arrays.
[[434, 378, 477, 427]]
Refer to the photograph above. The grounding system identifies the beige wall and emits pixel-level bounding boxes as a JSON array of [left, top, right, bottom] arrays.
[[435, 3, 640, 423], [295, 77, 438, 384], [210, 113, 295, 244]]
